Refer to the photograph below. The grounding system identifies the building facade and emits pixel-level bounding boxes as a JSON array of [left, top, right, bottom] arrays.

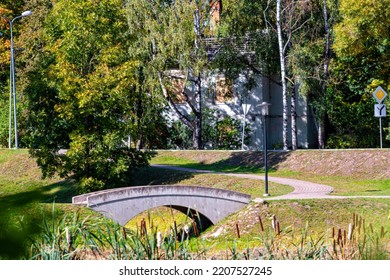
[[168, 71, 318, 150]]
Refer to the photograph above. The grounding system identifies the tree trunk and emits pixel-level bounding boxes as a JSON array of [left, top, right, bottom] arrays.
[[192, 119, 202, 150], [192, 74, 202, 149], [136, 85, 144, 150], [277, 0, 289, 150], [191, 6, 203, 150], [318, 123, 325, 149], [319, 0, 331, 149], [291, 84, 297, 150]]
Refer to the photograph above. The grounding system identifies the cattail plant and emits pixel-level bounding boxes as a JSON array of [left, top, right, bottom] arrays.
[[236, 223, 241, 238], [258, 215, 264, 232], [329, 213, 389, 260]]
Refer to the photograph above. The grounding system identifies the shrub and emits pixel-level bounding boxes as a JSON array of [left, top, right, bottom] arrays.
[[167, 109, 251, 150]]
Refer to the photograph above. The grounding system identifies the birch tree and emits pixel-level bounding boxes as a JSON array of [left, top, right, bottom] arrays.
[[276, 0, 289, 150], [275, 0, 313, 150], [287, 0, 338, 149], [319, 0, 331, 149]]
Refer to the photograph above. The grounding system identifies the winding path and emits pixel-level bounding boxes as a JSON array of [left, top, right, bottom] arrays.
[[152, 164, 390, 200]]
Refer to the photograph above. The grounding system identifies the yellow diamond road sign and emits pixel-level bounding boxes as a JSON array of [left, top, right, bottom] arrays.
[[373, 86, 387, 103]]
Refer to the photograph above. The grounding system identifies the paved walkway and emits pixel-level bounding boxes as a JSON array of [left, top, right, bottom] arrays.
[[152, 164, 390, 201]]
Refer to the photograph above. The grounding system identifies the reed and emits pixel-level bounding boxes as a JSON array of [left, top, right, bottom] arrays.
[[329, 213, 388, 260], [29, 206, 389, 260]]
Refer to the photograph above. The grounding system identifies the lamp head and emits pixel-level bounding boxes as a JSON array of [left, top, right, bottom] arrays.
[[21, 11, 32, 17], [259, 102, 271, 116]]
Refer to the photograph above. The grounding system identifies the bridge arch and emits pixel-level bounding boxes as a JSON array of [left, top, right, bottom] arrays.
[[72, 185, 251, 230]]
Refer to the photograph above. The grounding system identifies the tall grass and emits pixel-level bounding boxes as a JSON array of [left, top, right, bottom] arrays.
[[30, 203, 102, 260], [329, 213, 389, 260], [29, 205, 389, 260], [30, 204, 208, 260]]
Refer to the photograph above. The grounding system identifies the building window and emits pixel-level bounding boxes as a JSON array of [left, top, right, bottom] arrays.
[[215, 76, 234, 103], [167, 78, 187, 104], [210, 0, 222, 33]]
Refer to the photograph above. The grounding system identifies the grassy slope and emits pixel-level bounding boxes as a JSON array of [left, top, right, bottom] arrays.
[[0, 149, 389, 259], [0, 149, 79, 259], [151, 149, 390, 196]]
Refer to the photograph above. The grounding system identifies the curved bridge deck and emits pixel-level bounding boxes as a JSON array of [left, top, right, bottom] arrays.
[[72, 185, 251, 229]]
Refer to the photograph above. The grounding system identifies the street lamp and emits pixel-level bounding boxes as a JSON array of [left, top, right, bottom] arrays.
[[0, 10, 32, 149], [259, 101, 271, 196]]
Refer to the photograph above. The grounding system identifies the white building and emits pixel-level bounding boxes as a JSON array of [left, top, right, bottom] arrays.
[[168, 71, 318, 150]]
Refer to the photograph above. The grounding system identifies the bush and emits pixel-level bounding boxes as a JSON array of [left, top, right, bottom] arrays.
[[166, 121, 193, 149], [326, 134, 355, 149], [167, 109, 251, 150]]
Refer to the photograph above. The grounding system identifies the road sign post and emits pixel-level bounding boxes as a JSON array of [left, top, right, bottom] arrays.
[[241, 103, 251, 150], [373, 86, 388, 149], [380, 117, 383, 149], [373, 86, 387, 103], [374, 104, 387, 117]]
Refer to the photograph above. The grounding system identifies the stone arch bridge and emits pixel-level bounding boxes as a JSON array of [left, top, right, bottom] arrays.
[[72, 185, 251, 230]]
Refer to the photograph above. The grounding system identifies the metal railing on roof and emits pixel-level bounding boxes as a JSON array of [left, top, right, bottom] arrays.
[[202, 34, 258, 59]]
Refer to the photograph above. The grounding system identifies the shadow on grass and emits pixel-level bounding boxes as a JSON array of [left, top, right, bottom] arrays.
[[128, 166, 195, 186], [0, 179, 77, 259], [154, 151, 293, 174]]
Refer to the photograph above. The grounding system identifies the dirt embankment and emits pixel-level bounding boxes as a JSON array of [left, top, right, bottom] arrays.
[[158, 149, 390, 179], [274, 150, 390, 179]]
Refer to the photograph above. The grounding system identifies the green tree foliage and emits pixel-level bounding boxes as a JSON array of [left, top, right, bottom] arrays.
[[331, 0, 390, 147], [333, 0, 389, 72], [214, 0, 279, 91], [213, 114, 248, 149], [25, 0, 150, 193], [0, 99, 8, 147], [167, 108, 250, 150]]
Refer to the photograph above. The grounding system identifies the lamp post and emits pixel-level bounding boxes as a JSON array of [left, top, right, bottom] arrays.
[[259, 101, 271, 196], [0, 10, 32, 149]]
